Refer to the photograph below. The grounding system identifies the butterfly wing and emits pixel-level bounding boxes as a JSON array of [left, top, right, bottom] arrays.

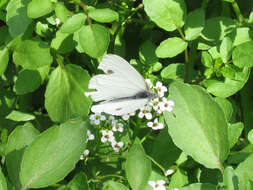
[[91, 98, 149, 116], [88, 54, 149, 102]]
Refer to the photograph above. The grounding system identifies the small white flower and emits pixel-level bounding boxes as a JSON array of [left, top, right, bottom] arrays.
[[138, 105, 152, 120], [80, 149, 89, 160], [89, 113, 106, 125], [148, 180, 166, 190], [111, 140, 124, 152], [145, 78, 153, 89], [87, 130, 95, 141], [147, 118, 164, 130], [55, 18, 61, 27], [159, 98, 174, 112], [165, 169, 174, 176], [112, 121, 124, 132], [101, 130, 115, 143], [149, 98, 160, 111], [154, 82, 167, 98], [122, 111, 135, 120]]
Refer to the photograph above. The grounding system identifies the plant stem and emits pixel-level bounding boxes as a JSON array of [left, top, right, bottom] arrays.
[[147, 155, 166, 173], [70, 1, 92, 25], [231, 0, 244, 23]]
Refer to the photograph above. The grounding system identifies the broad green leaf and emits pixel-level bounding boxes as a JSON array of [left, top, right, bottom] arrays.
[[214, 97, 234, 122], [103, 181, 129, 190], [6, 0, 32, 38], [164, 82, 229, 169], [51, 31, 76, 54], [60, 13, 86, 33], [126, 142, 151, 190], [0, 46, 9, 76], [67, 172, 89, 190], [151, 128, 181, 169], [156, 37, 188, 58], [0, 166, 7, 190], [220, 36, 233, 63], [139, 40, 158, 66], [179, 183, 217, 190], [35, 22, 50, 37], [161, 63, 185, 80], [14, 69, 41, 95], [27, 0, 55, 18], [248, 130, 253, 144], [168, 169, 188, 190], [5, 123, 39, 189], [228, 122, 244, 148], [231, 27, 253, 46], [234, 154, 253, 190], [185, 8, 205, 41], [73, 28, 84, 53], [20, 119, 87, 188], [13, 38, 52, 69], [55, 2, 69, 23], [203, 67, 250, 98], [232, 41, 253, 68], [6, 110, 35, 121], [79, 24, 110, 58], [0, 0, 8, 8], [143, 0, 186, 31], [201, 17, 236, 42], [88, 8, 119, 23], [0, 90, 16, 117], [224, 166, 239, 190], [45, 64, 91, 122], [201, 51, 213, 68]]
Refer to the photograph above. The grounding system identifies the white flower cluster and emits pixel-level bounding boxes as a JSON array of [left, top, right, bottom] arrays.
[[141, 80, 174, 130]]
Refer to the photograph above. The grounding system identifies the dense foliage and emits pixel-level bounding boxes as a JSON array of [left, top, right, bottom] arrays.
[[0, 0, 253, 189]]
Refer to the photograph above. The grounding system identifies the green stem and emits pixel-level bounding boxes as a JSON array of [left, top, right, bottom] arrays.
[[140, 130, 152, 144], [55, 55, 64, 68], [147, 155, 166, 173], [70, 1, 92, 25], [231, 0, 244, 23]]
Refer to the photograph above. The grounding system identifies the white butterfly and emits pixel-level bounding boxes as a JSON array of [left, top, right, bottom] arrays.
[[86, 54, 156, 116]]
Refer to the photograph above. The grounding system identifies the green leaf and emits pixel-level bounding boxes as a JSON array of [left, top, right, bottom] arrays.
[[13, 38, 52, 69], [0, 26, 9, 45], [27, 0, 55, 18], [55, 2, 69, 23], [164, 82, 229, 169], [235, 154, 253, 190], [79, 24, 110, 58], [139, 40, 158, 66], [0, 166, 7, 190], [203, 67, 250, 98], [168, 169, 188, 190], [161, 63, 185, 80], [73, 28, 85, 53], [51, 31, 76, 54], [228, 122, 244, 148], [143, 0, 186, 31], [5, 123, 39, 189], [0, 90, 16, 117], [220, 36, 233, 63], [45, 64, 91, 122], [0, 0, 8, 9], [232, 41, 253, 68], [6, 110, 35, 121], [185, 8, 205, 41], [248, 129, 253, 144], [103, 181, 129, 190], [0, 46, 9, 76], [126, 142, 151, 190], [60, 13, 86, 33], [6, 0, 32, 38], [179, 183, 217, 190], [67, 172, 89, 190], [201, 17, 236, 42], [14, 69, 41, 95], [201, 51, 213, 68], [151, 128, 181, 170], [88, 8, 119, 23], [224, 166, 239, 190], [231, 27, 253, 46], [20, 119, 87, 188], [214, 97, 234, 122], [156, 37, 188, 58]]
